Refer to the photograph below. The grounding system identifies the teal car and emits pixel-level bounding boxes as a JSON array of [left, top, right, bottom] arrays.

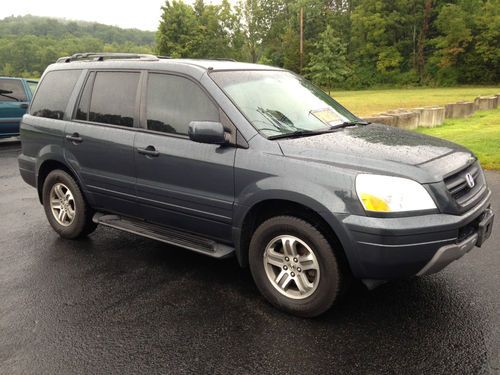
[[0, 77, 38, 138]]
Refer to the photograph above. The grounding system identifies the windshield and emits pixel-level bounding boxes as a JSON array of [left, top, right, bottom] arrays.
[[210, 70, 360, 138]]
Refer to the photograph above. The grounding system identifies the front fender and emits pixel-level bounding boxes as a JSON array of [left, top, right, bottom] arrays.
[[232, 176, 365, 276], [234, 176, 352, 225]]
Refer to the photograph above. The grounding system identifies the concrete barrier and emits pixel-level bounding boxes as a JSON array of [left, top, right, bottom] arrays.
[[363, 93, 497, 130], [474, 96, 497, 110], [494, 94, 500, 107], [380, 110, 420, 130], [492, 96, 499, 109], [362, 115, 398, 127], [445, 101, 475, 119], [412, 107, 445, 127]]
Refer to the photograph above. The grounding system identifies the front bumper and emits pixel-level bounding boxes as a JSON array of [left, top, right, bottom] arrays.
[[417, 207, 494, 276], [342, 190, 494, 280]]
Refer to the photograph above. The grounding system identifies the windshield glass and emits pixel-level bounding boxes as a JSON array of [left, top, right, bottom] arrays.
[[210, 70, 359, 138]]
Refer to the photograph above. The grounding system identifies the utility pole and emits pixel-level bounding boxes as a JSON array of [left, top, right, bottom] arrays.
[[299, 7, 304, 74]]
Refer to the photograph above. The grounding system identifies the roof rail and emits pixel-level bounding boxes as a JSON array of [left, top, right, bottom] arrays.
[[56, 52, 159, 63], [213, 58, 237, 62]]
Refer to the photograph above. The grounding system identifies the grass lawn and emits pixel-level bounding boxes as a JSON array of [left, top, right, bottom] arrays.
[[330, 86, 500, 116], [415, 108, 500, 170]]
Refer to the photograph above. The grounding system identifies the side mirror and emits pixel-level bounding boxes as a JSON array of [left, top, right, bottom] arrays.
[[188, 121, 227, 145]]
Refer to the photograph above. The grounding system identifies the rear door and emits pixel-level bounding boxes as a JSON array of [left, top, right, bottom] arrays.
[[64, 70, 141, 216], [134, 72, 235, 242], [0, 78, 29, 137]]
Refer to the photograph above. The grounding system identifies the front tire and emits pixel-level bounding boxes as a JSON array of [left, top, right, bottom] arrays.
[[249, 216, 343, 317], [42, 170, 97, 239]]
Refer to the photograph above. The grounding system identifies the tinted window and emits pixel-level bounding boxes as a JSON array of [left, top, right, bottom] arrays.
[[30, 70, 81, 119], [0, 79, 27, 102], [75, 72, 95, 121], [89, 72, 139, 127], [146, 74, 219, 135]]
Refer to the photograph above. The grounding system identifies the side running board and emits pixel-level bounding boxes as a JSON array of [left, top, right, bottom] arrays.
[[93, 213, 234, 259]]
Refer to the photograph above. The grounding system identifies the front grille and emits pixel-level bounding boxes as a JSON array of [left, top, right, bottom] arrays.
[[444, 162, 485, 207]]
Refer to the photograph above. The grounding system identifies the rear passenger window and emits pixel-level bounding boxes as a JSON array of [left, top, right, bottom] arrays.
[[146, 73, 219, 135], [30, 70, 81, 119], [88, 72, 139, 127], [0, 79, 27, 102]]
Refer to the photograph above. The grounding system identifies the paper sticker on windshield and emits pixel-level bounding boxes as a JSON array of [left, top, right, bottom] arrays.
[[310, 108, 342, 126]]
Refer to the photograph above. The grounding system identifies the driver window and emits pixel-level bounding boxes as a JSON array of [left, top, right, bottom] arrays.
[[146, 73, 219, 135]]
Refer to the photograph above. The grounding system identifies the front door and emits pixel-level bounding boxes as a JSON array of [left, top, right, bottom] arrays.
[[134, 73, 235, 242]]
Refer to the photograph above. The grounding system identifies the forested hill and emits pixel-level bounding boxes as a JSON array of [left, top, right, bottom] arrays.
[[0, 15, 155, 45], [0, 15, 155, 77]]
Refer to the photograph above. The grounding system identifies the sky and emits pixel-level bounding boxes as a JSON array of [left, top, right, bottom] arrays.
[[0, 0, 207, 32]]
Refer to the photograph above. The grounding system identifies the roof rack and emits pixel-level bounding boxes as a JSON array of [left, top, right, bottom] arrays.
[[56, 52, 160, 63], [212, 58, 237, 62]]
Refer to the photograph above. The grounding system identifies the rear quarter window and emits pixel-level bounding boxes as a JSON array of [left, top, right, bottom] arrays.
[[30, 70, 82, 120]]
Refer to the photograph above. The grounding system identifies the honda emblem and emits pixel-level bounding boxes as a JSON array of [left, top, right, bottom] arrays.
[[465, 173, 475, 188]]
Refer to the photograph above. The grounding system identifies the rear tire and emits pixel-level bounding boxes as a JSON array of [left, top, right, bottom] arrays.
[[42, 170, 97, 239], [249, 216, 343, 317]]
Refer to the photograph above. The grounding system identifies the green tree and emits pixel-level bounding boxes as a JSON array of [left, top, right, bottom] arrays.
[[157, 0, 241, 59], [469, 0, 500, 82], [241, 0, 266, 62], [157, 0, 199, 57], [219, 0, 247, 60], [433, 4, 472, 69], [281, 25, 300, 72], [305, 25, 349, 88]]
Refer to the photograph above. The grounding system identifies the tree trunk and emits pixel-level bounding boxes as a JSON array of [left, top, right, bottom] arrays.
[[417, 0, 432, 83]]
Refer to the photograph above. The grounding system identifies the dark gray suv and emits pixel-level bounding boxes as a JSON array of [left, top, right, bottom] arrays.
[[18, 53, 494, 317]]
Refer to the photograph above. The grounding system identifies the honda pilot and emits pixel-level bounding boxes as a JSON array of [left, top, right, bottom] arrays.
[[18, 53, 494, 317]]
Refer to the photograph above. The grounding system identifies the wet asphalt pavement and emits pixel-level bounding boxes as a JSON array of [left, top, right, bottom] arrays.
[[0, 140, 499, 375]]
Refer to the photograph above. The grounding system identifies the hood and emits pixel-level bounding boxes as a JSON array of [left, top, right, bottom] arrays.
[[277, 123, 475, 183]]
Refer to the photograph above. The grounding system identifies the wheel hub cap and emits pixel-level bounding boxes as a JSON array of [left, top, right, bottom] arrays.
[[49, 182, 76, 227], [263, 235, 320, 300]]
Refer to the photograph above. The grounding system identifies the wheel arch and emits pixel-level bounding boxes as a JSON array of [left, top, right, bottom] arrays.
[[36, 158, 89, 205], [233, 197, 358, 275]]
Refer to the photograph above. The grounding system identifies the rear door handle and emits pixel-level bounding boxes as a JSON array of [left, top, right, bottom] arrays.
[[20, 103, 29, 109], [66, 133, 83, 144], [137, 146, 160, 157]]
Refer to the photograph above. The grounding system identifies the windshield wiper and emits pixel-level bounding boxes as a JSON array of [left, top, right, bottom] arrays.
[[268, 129, 330, 140], [267, 121, 370, 140], [0, 89, 20, 102], [329, 120, 369, 129]]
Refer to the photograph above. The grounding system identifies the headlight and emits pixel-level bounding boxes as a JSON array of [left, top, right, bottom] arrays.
[[355, 174, 437, 213]]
